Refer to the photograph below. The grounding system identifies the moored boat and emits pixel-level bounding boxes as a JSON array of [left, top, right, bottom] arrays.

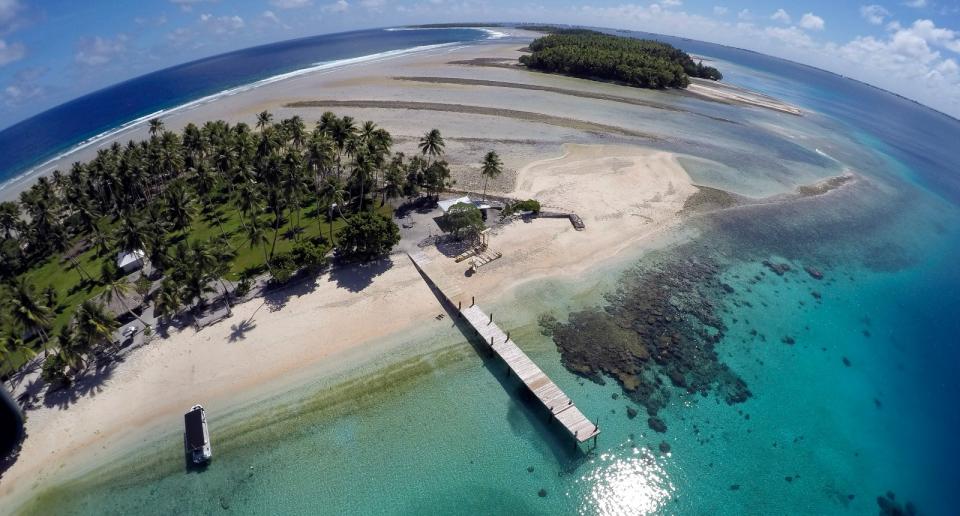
[[184, 404, 212, 464]]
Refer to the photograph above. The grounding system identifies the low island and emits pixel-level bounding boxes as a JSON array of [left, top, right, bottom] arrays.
[[519, 29, 723, 89]]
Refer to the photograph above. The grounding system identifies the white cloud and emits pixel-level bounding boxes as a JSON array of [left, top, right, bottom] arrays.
[[737, 8, 751, 20], [771, 8, 791, 24], [713, 6, 727, 16], [0, 0, 22, 27], [270, 0, 313, 8], [0, 38, 24, 66], [322, 0, 349, 13], [74, 35, 128, 66], [3, 66, 44, 106], [799, 12, 825, 31], [860, 5, 891, 25], [169, 0, 219, 13], [904, 0, 927, 7], [908, 19, 960, 53], [661, 0, 682, 7], [360, 0, 387, 11], [258, 10, 291, 30], [199, 13, 245, 34]]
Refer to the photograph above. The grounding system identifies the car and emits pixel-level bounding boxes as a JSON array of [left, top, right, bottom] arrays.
[[122, 326, 138, 338]]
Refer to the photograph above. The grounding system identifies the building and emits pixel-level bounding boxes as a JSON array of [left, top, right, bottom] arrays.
[[116, 249, 146, 275]]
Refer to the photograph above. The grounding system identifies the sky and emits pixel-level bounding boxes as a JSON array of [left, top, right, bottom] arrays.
[[1, 0, 959, 127]]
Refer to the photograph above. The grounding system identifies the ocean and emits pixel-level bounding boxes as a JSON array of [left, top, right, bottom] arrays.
[[11, 27, 960, 515], [0, 27, 489, 193]]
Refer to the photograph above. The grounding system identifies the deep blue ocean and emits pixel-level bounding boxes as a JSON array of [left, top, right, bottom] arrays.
[[8, 26, 960, 515], [0, 27, 486, 187]]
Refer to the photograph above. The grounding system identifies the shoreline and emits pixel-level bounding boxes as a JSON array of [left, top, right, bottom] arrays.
[[1, 142, 700, 512], [0, 32, 515, 203], [2, 34, 813, 511]]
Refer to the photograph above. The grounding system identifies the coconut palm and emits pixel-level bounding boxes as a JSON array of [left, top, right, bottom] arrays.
[[165, 181, 195, 232], [320, 176, 348, 243], [246, 216, 272, 273], [100, 260, 152, 332], [418, 129, 445, 163], [148, 118, 164, 137], [210, 238, 237, 315], [6, 279, 52, 356], [256, 110, 273, 132], [382, 153, 406, 205], [480, 150, 503, 201], [154, 279, 183, 324], [72, 300, 117, 352], [0, 201, 19, 239]]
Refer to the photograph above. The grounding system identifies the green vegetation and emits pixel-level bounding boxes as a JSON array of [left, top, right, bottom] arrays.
[[1, 113, 455, 380], [444, 202, 484, 240], [503, 199, 541, 216], [519, 29, 722, 89]]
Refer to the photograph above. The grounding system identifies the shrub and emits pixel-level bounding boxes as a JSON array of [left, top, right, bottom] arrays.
[[292, 240, 330, 271], [445, 202, 484, 239], [235, 277, 253, 297], [504, 199, 541, 216], [335, 211, 401, 262], [270, 253, 296, 284]]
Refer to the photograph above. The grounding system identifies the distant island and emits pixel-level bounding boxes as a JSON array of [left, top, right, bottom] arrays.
[[519, 29, 722, 89]]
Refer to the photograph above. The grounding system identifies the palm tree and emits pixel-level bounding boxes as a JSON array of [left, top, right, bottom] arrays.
[[101, 260, 152, 332], [418, 129, 445, 163], [246, 216, 272, 273], [148, 118, 164, 138], [210, 238, 237, 315], [52, 327, 85, 375], [72, 300, 118, 351], [329, 116, 357, 180], [480, 150, 503, 201], [256, 111, 273, 132], [115, 215, 146, 254], [154, 279, 183, 324], [382, 153, 406, 205], [321, 176, 348, 243], [6, 279, 52, 356], [165, 181, 194, 232], [0, 201, 19, 239], [234, 182, 261, 232]]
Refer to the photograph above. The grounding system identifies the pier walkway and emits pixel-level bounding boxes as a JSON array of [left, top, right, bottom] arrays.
[[407, 251, 600, 444]]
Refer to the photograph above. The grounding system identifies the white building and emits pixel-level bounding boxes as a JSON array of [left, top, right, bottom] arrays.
[[116, 249, 146, 275]]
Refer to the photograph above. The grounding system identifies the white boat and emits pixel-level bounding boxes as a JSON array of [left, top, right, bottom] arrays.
[[184, 404, 212, 464]]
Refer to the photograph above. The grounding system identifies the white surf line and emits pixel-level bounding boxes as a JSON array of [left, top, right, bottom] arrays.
[[0, 38, 487, 195]]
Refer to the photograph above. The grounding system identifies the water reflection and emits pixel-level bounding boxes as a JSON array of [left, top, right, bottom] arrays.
[[578, 448, 674, 515]]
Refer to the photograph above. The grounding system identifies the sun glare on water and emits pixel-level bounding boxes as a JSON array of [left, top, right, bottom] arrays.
[[577, 448, 675, 515]]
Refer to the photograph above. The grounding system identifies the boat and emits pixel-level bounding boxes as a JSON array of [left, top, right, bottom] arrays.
[[184, 404, 212, 464]]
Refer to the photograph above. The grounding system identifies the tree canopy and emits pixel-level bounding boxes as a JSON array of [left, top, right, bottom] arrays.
[[335, 211, 400, 262], [519, 30, 722, 89], [445, 202, 484, 239]]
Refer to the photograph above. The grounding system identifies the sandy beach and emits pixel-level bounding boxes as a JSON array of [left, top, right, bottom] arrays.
[[0, 29, 804, 511]]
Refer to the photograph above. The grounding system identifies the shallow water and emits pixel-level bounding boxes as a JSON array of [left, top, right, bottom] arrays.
[[13, 29, 960, 515]]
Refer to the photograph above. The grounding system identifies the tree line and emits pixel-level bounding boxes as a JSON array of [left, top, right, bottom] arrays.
[[0, 112, 462, 383], [519, 29, 723, 89]]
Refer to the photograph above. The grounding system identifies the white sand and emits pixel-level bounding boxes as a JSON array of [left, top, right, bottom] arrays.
[[0, 33, 754, 509], [0, 142, 696, 510]]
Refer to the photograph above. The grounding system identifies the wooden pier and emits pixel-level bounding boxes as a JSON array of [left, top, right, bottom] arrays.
[[407, 251, 599, 444]]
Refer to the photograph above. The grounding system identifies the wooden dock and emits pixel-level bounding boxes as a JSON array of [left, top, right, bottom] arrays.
[[407, 252, 599, 444]]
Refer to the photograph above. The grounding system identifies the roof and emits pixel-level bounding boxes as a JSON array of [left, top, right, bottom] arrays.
[[438, 196, 492, 213], [94, 288, 145, 317], [184, 408, 205, 450], [116, 249, 145, 269]]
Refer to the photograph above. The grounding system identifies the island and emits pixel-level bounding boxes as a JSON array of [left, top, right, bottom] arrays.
[[519, 29, 723, 89]]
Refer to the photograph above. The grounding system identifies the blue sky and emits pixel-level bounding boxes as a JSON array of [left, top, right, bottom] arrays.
[[1, 0, 959, 126]]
